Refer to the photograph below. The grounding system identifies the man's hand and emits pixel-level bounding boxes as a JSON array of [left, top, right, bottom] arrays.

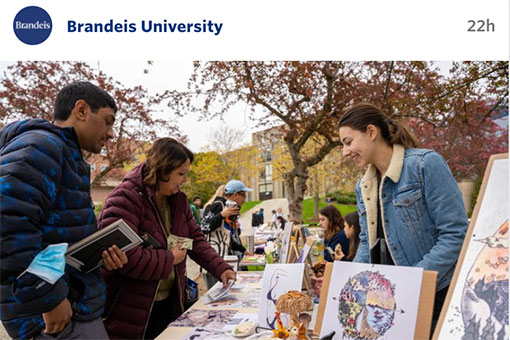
[[244, 250, 253, 256], [221, 206, 239, 218], [172, 243, 187, 265], [42, 298, 72, 334], [102, 245, 128, 271], [220, 269, 236, 288]]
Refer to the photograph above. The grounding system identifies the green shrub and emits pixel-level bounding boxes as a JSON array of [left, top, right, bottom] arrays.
[[326, 190, 357, 205]]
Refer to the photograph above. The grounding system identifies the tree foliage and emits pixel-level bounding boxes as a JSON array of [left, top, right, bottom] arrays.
[[163, 61, 508, 221], [0, 61, 183, 186], [182, 151, 230, 202]]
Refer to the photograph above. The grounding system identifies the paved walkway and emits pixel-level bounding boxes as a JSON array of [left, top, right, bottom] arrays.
[[238, 198, 289, 234]]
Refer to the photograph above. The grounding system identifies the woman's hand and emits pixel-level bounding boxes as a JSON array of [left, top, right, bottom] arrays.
[[171, 243, 187, 264], [333, 244, 345, 261], [220, 269, 236, 288]]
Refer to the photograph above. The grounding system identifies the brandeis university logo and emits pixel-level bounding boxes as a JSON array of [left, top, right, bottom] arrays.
[[13, 6, 52, 45]]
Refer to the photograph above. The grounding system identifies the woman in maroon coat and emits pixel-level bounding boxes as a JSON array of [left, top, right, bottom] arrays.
[[98, 138, 235, 339]]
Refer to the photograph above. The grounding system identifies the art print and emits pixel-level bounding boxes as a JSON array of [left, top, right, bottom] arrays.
[[320, 262, 423, 340], [182, 327, 237, 340], [170, 309, 238, 329], [436, 157, 509, 340], [258, 263, 304, 330]]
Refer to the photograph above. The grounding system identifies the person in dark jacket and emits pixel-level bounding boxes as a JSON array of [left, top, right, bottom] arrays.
[[331, 211, 361, 261], [200, 180, 253, 288], [251, 208, 263, 227], [200, 180, 253, 258], [0, 81, 127, 339], [319, 205, 350, 262], [98, 137, 235, 339]]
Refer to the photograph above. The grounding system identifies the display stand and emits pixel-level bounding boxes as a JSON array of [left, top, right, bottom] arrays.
[[313, 262, 438, 340]]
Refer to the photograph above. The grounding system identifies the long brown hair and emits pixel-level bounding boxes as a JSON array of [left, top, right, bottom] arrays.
[[143, 137, 194, 187], [320, 205, 344, 241], [338, 103, 418, 148], [343, 211, 361, 261]]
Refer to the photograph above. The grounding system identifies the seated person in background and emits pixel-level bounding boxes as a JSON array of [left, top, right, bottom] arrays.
[[333, 211, 360, 261], [276, 215, 287, 230], [270, 209, 278, 229], [319, 205, 349, 262]]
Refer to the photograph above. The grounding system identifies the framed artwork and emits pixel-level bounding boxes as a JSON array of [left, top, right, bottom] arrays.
[[257, 263, 304, 330], [434, 154, 508, 340], [318, 262, 424, 340]]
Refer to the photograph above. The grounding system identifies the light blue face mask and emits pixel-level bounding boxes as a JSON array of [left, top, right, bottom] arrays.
[[24, 243, 68, 285]]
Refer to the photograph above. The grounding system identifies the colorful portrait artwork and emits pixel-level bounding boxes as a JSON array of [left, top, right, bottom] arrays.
[[461, 220, 508, 339], [337, 271, 396, 339], [320, 262, 422, 340]]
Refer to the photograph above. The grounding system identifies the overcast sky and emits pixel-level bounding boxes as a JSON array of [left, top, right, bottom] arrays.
[[96, 61, 262, 152]]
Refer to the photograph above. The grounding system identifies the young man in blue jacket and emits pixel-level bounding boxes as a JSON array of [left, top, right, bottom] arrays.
[[0, 81, 127, 339]]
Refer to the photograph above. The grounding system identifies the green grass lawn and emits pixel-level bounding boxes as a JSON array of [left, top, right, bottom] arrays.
[[240, 200, 262, 214], [302, 198, 357, 223]]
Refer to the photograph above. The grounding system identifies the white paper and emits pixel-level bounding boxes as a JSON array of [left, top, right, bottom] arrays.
[[222, 312, 259, 331], [257, 263, 305, 329], [278, 222, 293, 264], [320, 262, 423, 340]]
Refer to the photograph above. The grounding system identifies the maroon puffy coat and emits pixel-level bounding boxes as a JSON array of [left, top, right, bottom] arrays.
[[98, 163, 231, 339]]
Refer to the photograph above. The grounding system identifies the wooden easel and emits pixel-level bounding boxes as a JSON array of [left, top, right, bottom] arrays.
[[287, 231, 315, 296]]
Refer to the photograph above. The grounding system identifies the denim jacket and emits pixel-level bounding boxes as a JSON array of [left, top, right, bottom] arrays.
[[353, 144, 468, 291]]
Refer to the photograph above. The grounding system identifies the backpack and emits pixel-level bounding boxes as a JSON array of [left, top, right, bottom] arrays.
[[200, 200, 231, 258]]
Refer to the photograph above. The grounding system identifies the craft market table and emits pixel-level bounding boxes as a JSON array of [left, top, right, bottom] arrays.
[[157, 271, 264, 340]]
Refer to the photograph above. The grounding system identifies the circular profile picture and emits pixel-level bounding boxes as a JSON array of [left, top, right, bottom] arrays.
[[338, 270, 396, 339], [13, 6, 52, 45]]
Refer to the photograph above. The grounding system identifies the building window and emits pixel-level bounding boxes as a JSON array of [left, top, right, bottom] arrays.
[[259, 183, 273, 193], [265, 164, 272, 181]]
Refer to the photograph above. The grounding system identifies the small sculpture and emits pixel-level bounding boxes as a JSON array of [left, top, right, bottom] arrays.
[[276, 290, 313, 340]]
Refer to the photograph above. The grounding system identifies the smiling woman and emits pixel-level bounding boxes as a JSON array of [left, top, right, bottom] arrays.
[[338, 103, 468, 334]]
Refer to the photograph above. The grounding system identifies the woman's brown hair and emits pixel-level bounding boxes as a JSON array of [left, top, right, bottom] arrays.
[[338, 103, 418, 148], [343, 211, 361, 261], [320, 205, 344, 241], [143, 137, 194, 187]]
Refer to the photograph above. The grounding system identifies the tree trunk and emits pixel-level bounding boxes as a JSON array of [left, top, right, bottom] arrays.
[[284, 165, 308, 224], [313, 171, 320, 221]]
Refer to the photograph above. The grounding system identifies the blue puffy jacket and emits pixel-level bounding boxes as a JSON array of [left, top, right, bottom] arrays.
[[0, 119, 105, 339]]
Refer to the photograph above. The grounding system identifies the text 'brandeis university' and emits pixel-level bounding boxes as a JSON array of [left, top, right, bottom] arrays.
[[67, 19, 223, 36]]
